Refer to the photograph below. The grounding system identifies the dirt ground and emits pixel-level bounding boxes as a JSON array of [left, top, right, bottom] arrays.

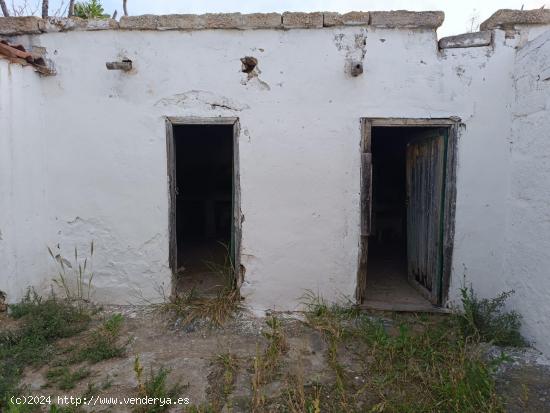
[[13, 306, 550, 412]]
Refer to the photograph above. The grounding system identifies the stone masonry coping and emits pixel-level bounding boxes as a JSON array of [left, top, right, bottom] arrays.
[[438, 31, 492, 49], [480, 9, 550, 31], [2, 10, 549, 37], [1, 11, 442, 36]]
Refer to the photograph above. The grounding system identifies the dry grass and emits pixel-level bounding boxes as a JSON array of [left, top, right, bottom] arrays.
[[250, 315, 289, 412], [156, 247, 242, 327], [283, 368, 322, 413], [158, 287, 242, 327]]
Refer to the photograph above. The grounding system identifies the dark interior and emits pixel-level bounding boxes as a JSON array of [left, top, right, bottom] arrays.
[[365, 127, 434, 307], [174, 124, 233, 292]]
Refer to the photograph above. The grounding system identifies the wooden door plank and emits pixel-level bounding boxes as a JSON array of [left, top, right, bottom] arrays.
[[406, 132, 447, 304], [232, 121, 243, 288], [165, 119, 177, 285]]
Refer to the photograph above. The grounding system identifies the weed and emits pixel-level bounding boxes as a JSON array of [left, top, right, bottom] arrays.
[[74, 313, 126, 363], [206, 353, 238, 411], [48, 242, 95, 311], [301, 290, 360, 321], [48, 405, 83, 413], [262, 316, 289, 376], [133, 355, 184, 413], [284, 373, 321, 413], [250, 347, 265, 413], [457, 285, 526, 346], [0, 289, 90, 410], [203, 243, 238, 292], [157, 248, 241, 327], [301, 291, 505, 412], [216, 353, 238, 398], [185, 405, 217, 413], [46, 366, 91, 390], [249, 316, 290, 412], [353, 316, 504, 412]]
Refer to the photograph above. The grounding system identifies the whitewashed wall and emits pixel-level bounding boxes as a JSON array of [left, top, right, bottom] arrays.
[[0, 24, 549, 352], [505, 30, 550, 355]]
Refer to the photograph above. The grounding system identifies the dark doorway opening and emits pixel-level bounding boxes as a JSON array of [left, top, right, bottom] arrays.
[[172, 124, 234, 295], [360, 124, 454, 311]]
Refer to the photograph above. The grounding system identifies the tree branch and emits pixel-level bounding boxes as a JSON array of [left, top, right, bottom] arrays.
[[123, 0, 127, 16], [41, 0, 48, 18], [68, 0, 74, 17], [0, 0, 10, 17]]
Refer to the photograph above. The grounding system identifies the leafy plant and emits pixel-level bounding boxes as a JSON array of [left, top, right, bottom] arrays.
[[457, 285, 526, 346], [73, 0, 107, 19]]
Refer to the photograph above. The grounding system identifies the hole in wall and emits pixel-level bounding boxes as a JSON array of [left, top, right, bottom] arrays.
[[241, 56, 258, 74]]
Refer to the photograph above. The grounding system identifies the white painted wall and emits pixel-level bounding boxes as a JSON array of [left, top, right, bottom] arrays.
[[505, 30, 550, 355], [0, 24, 548, 352]]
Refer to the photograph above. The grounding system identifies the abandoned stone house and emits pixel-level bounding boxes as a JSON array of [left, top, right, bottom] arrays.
[[0, 9, 549, 354]]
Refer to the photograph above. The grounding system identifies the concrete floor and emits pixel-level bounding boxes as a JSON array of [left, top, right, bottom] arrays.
[[363, 241, 436, 311]]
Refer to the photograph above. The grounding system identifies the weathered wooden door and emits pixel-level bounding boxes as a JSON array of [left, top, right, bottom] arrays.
[[166, 120, 178, 280], [356, 119, 372, 303], [231, 122, 242, 288], [406, 129, 448, 305]]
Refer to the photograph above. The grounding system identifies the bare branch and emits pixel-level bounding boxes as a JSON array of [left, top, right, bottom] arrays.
[[52, 0, 67, 17], [0, 0, 9, 17], [10, 0, 41, 16], [41, 0, 48, 18], [123, 0, 127, 16]]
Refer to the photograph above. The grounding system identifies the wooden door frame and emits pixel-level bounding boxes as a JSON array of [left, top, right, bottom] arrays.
[[356, 117, 460, 307], [165, 116, 242, 297]]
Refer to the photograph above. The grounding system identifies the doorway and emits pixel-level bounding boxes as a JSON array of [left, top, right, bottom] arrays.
[[166, 118, 241, 296], [357, 119, 458, 311]]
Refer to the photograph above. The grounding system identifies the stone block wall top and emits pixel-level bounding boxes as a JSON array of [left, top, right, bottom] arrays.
[[118, 13, 284, 30], [39, 17, 119, 32], [439, 31, 492, 49], [1, 11, 442, 35], [370, 11, 444, 29], [323, 12, 370, 27], [0, 16, 41, 36], [282, 12, 323, 29], [480, 9, 550, 31], [3, 9, 546, 36]]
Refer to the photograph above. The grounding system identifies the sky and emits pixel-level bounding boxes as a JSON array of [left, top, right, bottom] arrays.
[[10, 0, 550, 36]]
